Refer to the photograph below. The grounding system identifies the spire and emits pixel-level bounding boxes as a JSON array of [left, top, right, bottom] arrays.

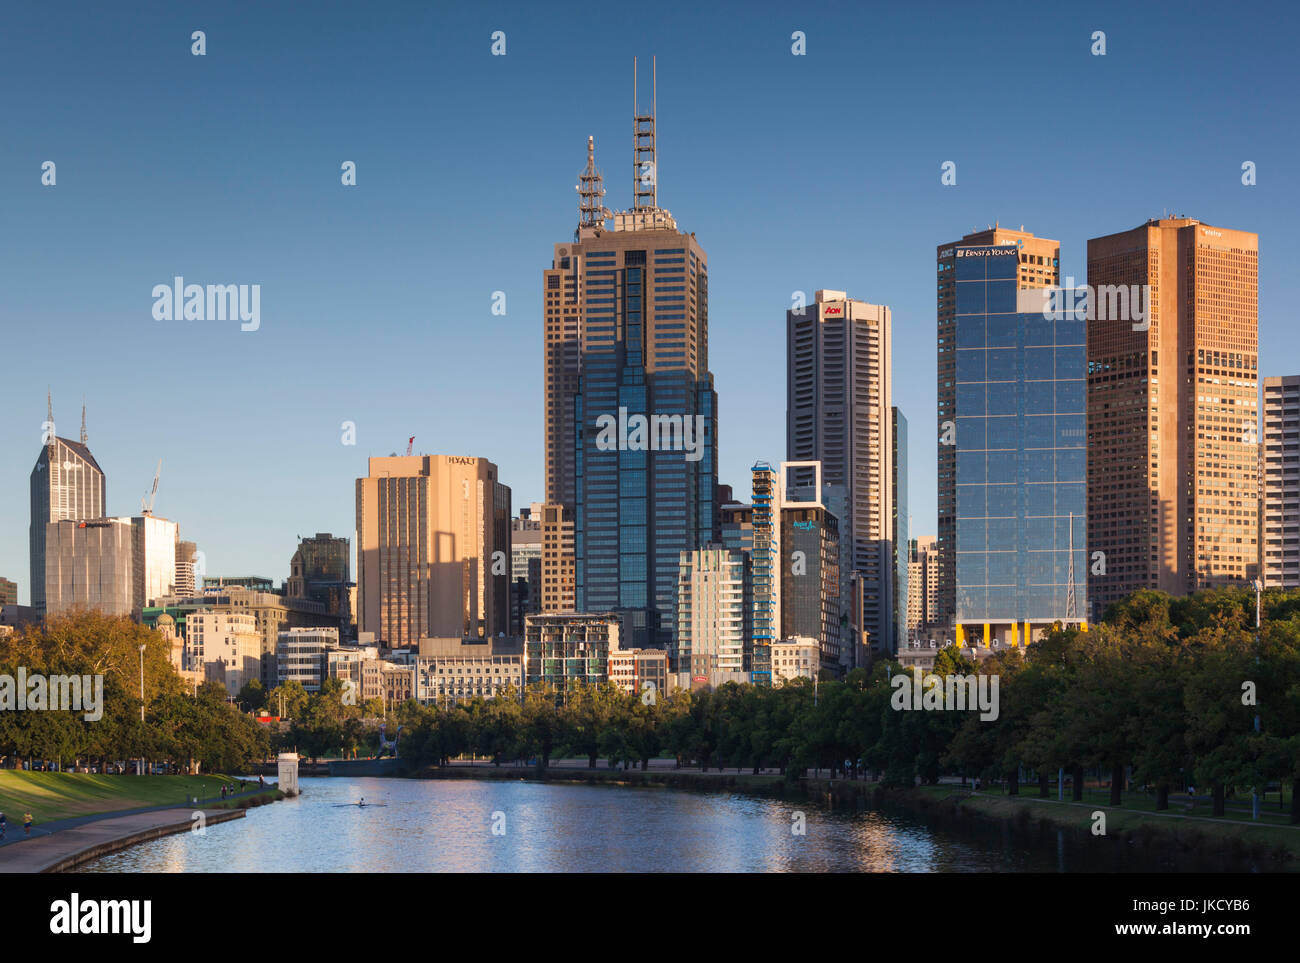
[[81, 397, 87, 445], [577, 135, 609, 233], [633, 55, 657, 210]]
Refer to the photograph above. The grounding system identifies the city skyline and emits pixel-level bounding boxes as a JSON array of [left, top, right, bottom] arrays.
[[2, 2, 1293, 605]]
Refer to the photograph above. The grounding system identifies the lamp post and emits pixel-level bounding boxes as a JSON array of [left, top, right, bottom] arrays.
[[138, 643, 147, 777], [1253, 579, 1262, 821]]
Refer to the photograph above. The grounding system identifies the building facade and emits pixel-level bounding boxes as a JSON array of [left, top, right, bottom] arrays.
[[676, 547, 747, 678], [356, 454, 511, 647], [1262, 376, 1300, 588], [44, 515, 178, 621], [523, 612, 622, 696], [787, 290, 897, 658], [276, 626, 341, 692], [1087, 218, 1260, 613], [30, 431, 107, 615], [938, 227, 1061, 631], [949, 243, 1087, 647]]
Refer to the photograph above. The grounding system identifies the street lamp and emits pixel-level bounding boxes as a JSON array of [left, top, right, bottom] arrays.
[[1253, 579, 1262, 821], [138, 643, 147, 777]]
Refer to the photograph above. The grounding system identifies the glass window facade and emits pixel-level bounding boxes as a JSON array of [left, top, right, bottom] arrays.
[[953, 246, 1085, 622]]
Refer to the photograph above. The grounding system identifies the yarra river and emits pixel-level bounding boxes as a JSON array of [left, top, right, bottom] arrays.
[[72, 775, 1139, 872]]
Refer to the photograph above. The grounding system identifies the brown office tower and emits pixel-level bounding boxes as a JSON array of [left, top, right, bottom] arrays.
[[1087, 218, 1259, 614], [356, 455, 511, 647], [936, 226, 1060, 630], [542, 61, 718, 647]]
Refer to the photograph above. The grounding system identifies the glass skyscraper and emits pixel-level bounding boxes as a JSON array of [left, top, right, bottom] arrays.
[[952, 245, 1086, 644]]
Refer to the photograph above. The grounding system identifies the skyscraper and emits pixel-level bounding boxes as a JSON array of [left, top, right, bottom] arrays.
[[786, 289, 895, 657], [1086, 219, 1259, 613], [30, 398, 106, 614], [938, 228, 1061, 632], [355, 455, 511, 648], [543, 68, 718, 648], [1261, 376, 1300, 589], [948, 243, 1087, 647]]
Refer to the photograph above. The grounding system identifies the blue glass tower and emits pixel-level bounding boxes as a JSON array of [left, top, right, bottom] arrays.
[[952, 245, 1086, 644]]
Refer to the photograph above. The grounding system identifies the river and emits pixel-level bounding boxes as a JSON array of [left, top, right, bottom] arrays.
[[73, 775, 1100, 872]]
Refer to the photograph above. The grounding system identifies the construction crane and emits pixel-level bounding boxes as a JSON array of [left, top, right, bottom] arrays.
[[140, 460, 162, 515], [406, 436, 415, 456]]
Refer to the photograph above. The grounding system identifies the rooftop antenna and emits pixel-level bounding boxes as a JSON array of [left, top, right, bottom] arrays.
[[577, 135, 609, 231], [46, 389, 55, 461], [633, 56, 657, 210], [80, 397, 87, 445]]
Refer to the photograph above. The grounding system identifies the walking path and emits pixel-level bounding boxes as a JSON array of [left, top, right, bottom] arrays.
[[0, 783, 271, 872]]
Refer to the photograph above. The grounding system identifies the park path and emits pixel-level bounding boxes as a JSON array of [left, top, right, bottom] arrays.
[[0, 783, 270, 872]]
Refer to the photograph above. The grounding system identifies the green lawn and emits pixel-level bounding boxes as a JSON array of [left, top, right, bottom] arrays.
[[0, 771, 243, 824]]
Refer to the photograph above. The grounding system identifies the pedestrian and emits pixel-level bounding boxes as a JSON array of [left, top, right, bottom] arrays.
[[23, 813, 32, 837]]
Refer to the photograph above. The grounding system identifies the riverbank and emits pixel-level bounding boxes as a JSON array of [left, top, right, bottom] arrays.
[[0, 807, 249, 872], [850, 783, 1300, 871]]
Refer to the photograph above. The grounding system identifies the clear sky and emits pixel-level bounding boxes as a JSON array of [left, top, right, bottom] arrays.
[[2, 0, 1294, 604]]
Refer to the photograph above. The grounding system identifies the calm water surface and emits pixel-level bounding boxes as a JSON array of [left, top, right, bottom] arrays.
[[80, 776, 1069, 872]]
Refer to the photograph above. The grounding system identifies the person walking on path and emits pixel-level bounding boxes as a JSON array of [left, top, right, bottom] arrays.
[[23, 813, 32, 837]]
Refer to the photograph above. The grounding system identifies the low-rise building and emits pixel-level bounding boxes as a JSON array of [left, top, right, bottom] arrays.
[[524, 613, 622, 695], [608, 647, 670, 700], [416, 637, 524, 706], [771, 637, 819, 685], [276, 626, 341, 692]]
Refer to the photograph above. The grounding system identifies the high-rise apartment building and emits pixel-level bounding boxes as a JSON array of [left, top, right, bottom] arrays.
[[907, 535, 940, 638], [30, 402, 106, 615], [355, 455, 511, 647], [787, 290, 896, 657], [1262, 376, 1300, 588], [949, 243, 1087, 646], [676, 547, 748, 678], [938, 227, 1061, 631], [543, 86, 718, 649], [1087, 219, 1259, 612]]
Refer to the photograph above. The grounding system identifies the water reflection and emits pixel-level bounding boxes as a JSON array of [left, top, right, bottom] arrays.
[[80, 777, 1063, 873]]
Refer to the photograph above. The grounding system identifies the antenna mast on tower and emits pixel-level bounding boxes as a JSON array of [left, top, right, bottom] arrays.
[[633, 56, 657, 210], [577, 136, 609, 232]]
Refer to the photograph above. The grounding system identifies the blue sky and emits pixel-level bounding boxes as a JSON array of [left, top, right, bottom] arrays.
[[1, 0, 1295, 604]]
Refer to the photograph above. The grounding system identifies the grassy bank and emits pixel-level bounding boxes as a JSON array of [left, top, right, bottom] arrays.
[[0, 771, 249, 823]]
